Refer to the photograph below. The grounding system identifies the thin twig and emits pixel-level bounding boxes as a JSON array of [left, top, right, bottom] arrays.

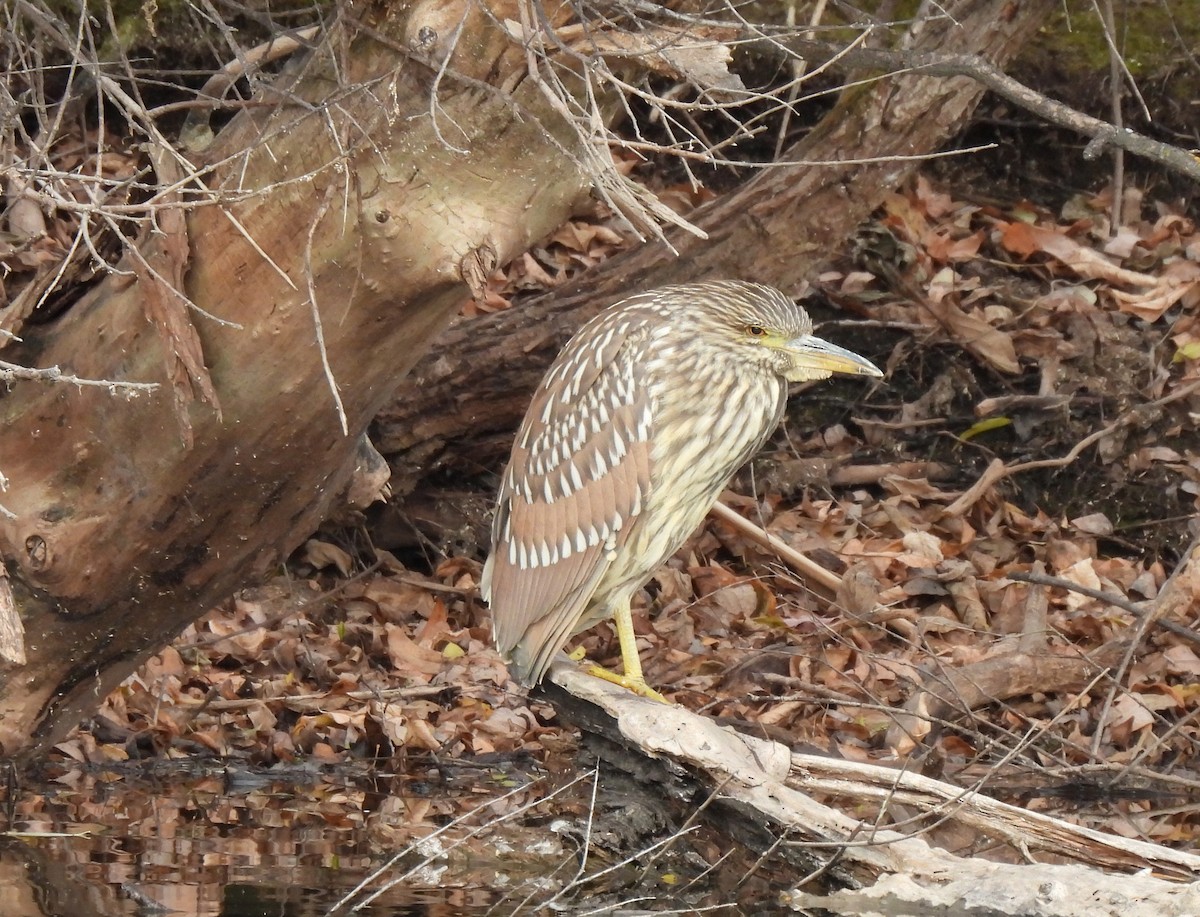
[[946, 380, 1200, 517], [0, 360, 159, 392], [303, 184, 349, 435]]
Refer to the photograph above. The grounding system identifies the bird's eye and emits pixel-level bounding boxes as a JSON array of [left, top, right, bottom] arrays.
[[746, 324, 767, 337]]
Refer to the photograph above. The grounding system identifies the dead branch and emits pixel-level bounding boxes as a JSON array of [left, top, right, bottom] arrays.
[[1008, 569, 1200, 647], [545, 663, 1200, 915], [769, 38, 1200, 186], [945, 380, 1200, 517], [0, 362, 160, 392]]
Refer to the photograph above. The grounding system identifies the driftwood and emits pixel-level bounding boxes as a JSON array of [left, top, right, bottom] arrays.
[[546, 664, 1200, 916]]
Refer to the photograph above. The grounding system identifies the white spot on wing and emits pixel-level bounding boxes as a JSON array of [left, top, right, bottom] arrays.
[[610, 429, 626, 460]]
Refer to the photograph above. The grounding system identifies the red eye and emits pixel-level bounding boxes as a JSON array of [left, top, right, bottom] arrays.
[[746, 324, 767, 336]]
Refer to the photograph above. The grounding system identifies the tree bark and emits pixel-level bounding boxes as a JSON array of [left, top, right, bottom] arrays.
[[0, 0, 590, 760], [377, 0, 1055, 501]]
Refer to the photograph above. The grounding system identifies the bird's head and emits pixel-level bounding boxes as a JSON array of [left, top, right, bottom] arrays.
[[686, 281, 884, 383]]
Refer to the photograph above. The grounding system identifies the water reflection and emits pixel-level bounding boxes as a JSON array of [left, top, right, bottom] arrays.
[[2, 764, 565, 917]]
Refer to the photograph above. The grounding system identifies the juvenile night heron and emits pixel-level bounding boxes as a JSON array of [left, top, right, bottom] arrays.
[[481, 280, 882, 695]]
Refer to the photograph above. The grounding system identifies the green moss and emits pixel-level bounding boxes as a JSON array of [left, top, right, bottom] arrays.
[[1027, 0, 1200, 106]]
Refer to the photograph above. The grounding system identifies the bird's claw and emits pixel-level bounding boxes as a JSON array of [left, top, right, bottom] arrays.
[[584, 663, 669, 703]]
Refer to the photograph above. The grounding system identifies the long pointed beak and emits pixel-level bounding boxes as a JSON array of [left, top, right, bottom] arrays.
[[787, 334, 883, 379]]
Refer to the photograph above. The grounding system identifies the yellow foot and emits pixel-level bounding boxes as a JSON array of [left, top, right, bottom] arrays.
[[585, 663, 669, 703]]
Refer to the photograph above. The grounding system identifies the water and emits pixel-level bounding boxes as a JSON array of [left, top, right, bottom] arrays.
[[1, 764, 571, 917]]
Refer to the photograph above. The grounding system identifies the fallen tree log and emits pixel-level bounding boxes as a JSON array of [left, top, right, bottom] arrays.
[[545, 664, 1200, 916]]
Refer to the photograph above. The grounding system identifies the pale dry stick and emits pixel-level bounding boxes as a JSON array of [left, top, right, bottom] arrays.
[[1113, 701, 1200, 789], [427, 8, 473, 155], [1088, 0, 1152, 121], [0, 360, 160, 391], [839, 657, 1117, 854], [15, 0, 311, 272], [9, 0, 89, 178], [709, 501, 919, 641], [15, 0, 362, 309], [825, 41, 1200, 183], [511, 2, 835, 220], [637, 773, 737, 883], [26, 205, 89, 318], [95, 209, 242, 330], [1094, 0, 1125, 231], [170, 684, 445, 713], [771, 0, 827, 161], [607, 136, 997, 168], [535, 765, 603, 912], [218, 207, 299, 292], [946, 379, 1200, 517], [806, 671, 1116, 855], [553, 829, 699, 907], [1087, 531, 1200, 760], [734, 26, 876, 143], [1143, 530, 1200, 629], [350, 776, 628, 914], [303, 184, 349, 435], [494, 855, 579, 916], [710, 501, 841, 593], [787, 676, 1200, 876], [514, 0, 699, 242]]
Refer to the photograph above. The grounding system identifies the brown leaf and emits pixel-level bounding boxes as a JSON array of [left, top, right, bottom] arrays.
[[999, 221, 1159, 287], [918, 284, 1020, 374], [384, 624, 445, 678], [1110, 259, 1200, 322], [571, 25, 745, 96]]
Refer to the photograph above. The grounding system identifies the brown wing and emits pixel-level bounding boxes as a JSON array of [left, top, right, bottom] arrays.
[[482, 310, 654, 683]]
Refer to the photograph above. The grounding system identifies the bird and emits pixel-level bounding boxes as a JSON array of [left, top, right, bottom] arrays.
[[480, 280, 882, 697]]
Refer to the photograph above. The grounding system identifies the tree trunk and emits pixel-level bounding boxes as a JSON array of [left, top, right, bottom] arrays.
[[0, 0, 590, 760], [376, 0, 1054, 503]]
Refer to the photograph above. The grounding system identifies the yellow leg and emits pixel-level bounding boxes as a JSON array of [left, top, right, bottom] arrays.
[[584, 599, 668, 703]]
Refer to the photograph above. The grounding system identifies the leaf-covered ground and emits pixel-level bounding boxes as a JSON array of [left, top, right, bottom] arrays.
[[17, 167, 1200, 868]]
